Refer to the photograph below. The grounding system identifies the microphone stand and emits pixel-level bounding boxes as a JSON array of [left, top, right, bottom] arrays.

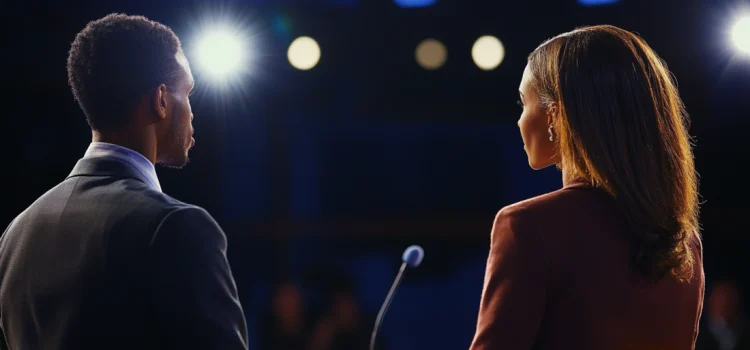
[[369, 262, 408, 350]]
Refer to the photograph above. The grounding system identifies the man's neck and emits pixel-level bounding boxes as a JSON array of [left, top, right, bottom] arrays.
[[92, 129, 157, 165]]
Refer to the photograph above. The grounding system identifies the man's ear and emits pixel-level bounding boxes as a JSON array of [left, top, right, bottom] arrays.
[[153, 84, 169, 120]]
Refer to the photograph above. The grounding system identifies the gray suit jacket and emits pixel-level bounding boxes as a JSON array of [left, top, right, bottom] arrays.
[[0, 157, 248, 350]]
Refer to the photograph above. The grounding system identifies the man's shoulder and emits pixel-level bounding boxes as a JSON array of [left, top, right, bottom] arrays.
[[14, 176, 199, 231], [99, 178, 207, 226], [127, 182, 194, 211], [77, 174, 189, 208], [148, 205, 226, 252], [103, 180, 218, 235]]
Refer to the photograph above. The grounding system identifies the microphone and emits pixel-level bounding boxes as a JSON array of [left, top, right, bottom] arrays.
[[370, 245, 425, 350]]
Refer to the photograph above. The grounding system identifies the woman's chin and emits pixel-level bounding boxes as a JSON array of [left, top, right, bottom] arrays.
[[528, 158, 555, 170]]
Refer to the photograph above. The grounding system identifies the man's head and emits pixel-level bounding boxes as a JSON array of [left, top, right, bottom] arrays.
[[67, 13, 195, 168]]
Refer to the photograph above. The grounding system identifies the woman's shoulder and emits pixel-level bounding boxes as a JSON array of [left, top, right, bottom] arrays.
[[499, 182, 610, 221], [489, 183, 623, 276], [486, 188, 592, 273]]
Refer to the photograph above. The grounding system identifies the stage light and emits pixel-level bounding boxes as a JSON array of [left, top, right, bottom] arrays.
[[578, 0, 619, 6], [415, 39, 447, 70], [731, 15, 750, 55], [472, 35, 505, 71], [394, 0, 437, 8], [196, 29, 246, 79], [288, 36, 321, 70]]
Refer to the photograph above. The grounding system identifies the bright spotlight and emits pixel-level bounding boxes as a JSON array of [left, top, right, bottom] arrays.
[[288, 36, 321, 70], [731, 16, 750, 55], [578, 0, 619, 6], [394, 0, 437, 8], [472, 35, 505, 71], [415, 39, 447, 70], [197, 30, 246, 78]]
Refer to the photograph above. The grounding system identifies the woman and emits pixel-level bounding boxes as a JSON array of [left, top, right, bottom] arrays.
[[469, 25, 704, 350]]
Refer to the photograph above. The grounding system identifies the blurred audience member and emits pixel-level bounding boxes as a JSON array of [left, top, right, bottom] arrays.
[[259, 281, 310, 350], [697, 280, 750, 350], [309, 273, 375, 350]]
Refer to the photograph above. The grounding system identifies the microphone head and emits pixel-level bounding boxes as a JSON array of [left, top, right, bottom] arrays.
[[402, 245, 425, 268]]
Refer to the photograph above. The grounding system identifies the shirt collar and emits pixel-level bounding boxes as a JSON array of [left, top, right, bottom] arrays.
[[83, 142, 162, 192]]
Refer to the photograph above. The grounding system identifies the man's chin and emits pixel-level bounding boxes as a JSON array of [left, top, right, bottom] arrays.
[[156, 156, 190, 169]]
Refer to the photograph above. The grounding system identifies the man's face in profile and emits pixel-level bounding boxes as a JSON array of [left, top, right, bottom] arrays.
[[157, 51, 195, 169]]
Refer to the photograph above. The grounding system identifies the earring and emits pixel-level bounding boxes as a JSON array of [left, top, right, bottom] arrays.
[[548, 126, 554, 142]]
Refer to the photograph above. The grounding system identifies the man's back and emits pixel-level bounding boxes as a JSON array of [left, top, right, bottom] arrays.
[[0, 157, 248, 350]]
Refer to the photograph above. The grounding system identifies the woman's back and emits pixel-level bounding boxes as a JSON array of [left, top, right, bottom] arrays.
[[470, 180, 704, 350], [470, 24, 703, 349]]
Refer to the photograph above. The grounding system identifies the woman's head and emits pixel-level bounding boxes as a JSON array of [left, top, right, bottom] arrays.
[[520, 25, 699, 282], [518, 64, 559, 169]]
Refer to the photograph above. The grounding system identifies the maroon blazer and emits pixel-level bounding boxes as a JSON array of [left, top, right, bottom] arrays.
[[469, 180, 704, 350]]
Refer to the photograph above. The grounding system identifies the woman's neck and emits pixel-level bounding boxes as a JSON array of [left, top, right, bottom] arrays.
[[562, 166, 573, 187]]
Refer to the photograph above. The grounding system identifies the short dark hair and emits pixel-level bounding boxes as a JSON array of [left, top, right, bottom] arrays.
[[67, 13, 184, 131]]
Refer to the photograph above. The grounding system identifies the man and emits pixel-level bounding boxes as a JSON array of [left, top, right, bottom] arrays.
[[0, 14, 248, 350]]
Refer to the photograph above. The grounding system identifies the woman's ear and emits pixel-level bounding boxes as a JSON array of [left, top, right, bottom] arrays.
[[546, 102, 559, 125]]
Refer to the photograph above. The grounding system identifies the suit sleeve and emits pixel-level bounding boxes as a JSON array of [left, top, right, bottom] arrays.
[[469, 207, 546, 350], [0, 220, 13, 350], [148, 207, 248, 350]]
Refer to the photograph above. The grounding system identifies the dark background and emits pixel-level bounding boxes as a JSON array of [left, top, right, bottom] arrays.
[[2, 0, 750, 348]]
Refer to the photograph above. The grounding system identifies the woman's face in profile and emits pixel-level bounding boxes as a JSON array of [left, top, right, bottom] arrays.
[[518, 65, 557, 170]]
